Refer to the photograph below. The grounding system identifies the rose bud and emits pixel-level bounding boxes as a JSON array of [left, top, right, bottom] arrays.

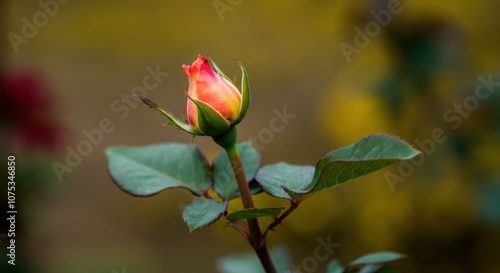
[[183, 55, 248, 136], [137, 55, 250, 137]]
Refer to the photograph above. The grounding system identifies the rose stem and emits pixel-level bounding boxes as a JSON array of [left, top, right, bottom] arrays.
[[220, 130, 277, 273]]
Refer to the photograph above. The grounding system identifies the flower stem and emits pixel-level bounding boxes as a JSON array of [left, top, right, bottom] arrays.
[[215, 127, 277, 273]]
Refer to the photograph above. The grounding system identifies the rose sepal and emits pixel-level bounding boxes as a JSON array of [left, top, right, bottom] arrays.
[[234, 60, 250, 125], [182, 90, 231, 136], [207, 57, 233, 84], [135, 95, 202, 135]]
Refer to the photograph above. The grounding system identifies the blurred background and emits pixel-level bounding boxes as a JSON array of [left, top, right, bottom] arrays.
[[1, 0, 500, 272]]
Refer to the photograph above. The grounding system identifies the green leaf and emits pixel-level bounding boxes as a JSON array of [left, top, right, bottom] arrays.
[[286, 134, 421, 200], [234, 61, 250, 125], [326, 260, 344, 273], [213, 142, 261, 199], [217, 246, 291, 273], [227, 207, 284, 221], [350, 252, 406, 266], [182, 199, 227, 232], [105, 143, 211, 196], [255, 162, 315, 200]]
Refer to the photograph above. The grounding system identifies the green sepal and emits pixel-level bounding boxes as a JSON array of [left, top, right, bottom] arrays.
[[207, 56, 233, 83], [136, 95, 201, 135], [234, 61, 250, 125], [183, 91, 231, 136]]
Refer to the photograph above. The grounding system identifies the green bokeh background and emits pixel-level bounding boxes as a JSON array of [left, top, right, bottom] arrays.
[[2, 1, 500, 272]]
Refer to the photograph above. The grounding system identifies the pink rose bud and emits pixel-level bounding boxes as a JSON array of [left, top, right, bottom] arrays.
[[182, 55, 249, 136], [136, 55, 250, 137]]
